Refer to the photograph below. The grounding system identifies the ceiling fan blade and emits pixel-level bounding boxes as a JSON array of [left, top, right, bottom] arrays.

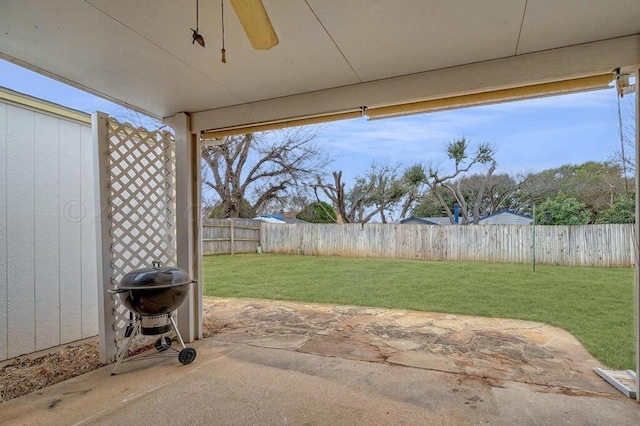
[[229, 0, 279, 50]]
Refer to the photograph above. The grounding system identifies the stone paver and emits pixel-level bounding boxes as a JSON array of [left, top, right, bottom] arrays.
[[2, 296, 638, 425], [248, 334, 309, 350], [204, 297, 616, 395], [387, 351, 462, 373]]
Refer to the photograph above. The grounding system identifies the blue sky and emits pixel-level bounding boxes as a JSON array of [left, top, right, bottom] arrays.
[[319, 87, 635, 183], [1, 58, 635, 185]]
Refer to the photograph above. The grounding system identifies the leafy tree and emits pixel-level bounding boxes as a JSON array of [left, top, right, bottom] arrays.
[[515, 161, 627, 220], [426, 137, 497, 224], [201, 128, 328, 218], [399, 163, 428, 218], [255, 190, 312, 217], [512, 170, 559, 214], [536, 195, 590, 225], [313, 164, 406, 223], [357, 164, 406, 223], [596, 194, 635, 224], [296, 201, 337, 223], [411, 188, 454, 218], [208, 199, 253, 218], [457, 173, 519, 217], [409, 171, 517, 220]]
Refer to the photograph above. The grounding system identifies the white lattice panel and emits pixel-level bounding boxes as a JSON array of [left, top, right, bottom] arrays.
[[104, 117, 176, 348]]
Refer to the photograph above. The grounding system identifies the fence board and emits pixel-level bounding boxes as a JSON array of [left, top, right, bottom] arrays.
[[203, 218, 261, 255], [260, 223, 635, 267]]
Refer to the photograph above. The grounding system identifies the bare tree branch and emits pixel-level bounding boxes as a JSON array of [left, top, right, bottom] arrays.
[[201, 127, 329, 218]]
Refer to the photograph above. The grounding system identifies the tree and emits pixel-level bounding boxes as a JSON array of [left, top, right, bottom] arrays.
[[426, 137, 497, 224], [611, 91, 636, 177], [357, 164, 406, 223], [201, 128, 328, 218], [411, 188, 455, 218], [515, 161, 627, 220], [313, 164, 406, 223], [535, 195, 590, 225], [255, 189, 312, 217], [207, 199, 253, 219], [457, 173, 519, 216], [399, 163, 428, 218], [296, 201, 337, 223], [596, 194, 635, 224], [512, 170, 560, 214]]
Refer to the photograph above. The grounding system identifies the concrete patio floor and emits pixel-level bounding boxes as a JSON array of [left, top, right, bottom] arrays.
[[1, 297, 639, 425]]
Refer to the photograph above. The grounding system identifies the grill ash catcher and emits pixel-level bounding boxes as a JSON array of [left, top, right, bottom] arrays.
[[108, 262, 197, 375]]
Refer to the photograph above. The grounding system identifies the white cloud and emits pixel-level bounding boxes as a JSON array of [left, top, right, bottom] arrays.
[[316, 86, 629, 178]]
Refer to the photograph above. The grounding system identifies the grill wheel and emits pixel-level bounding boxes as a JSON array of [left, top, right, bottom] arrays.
[[178, 347, 197, 365]]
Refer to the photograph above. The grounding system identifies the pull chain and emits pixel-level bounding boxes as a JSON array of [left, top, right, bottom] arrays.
[[221, 0, 227, 63], [191, 0, 205, 47]]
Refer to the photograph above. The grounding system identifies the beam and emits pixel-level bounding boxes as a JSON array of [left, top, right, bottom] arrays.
[[366, 74, 613, 120], [191, 35, 640, 134], [168, 113, 203, 342]]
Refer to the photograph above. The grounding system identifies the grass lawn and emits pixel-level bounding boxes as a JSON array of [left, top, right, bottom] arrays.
[[203, 254, 635, 370]]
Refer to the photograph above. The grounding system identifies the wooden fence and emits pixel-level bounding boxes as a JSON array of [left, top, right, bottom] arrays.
[[202, 218, 261, 255], [259, 223, 636, 267]]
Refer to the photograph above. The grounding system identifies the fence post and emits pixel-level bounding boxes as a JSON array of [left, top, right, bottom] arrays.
[[92, 112, 117, 364], [230, 219, 235, 255], [532, 204, 536, 272]]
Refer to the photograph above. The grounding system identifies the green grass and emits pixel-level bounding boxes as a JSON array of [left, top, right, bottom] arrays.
[[203, 254, 635, 370]]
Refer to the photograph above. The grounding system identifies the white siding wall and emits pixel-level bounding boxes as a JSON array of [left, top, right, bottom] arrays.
[[0, 102, 7, 361], [0, 101, 97, 361]]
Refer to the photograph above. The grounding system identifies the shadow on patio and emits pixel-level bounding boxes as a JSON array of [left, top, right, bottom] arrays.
[[2, 297, 638, 425]]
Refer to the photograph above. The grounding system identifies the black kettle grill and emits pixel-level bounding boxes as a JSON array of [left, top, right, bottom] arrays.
[[108, 262, 197, 375]]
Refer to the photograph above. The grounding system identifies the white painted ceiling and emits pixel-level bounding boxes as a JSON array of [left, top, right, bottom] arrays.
[[1, 0, 639, 120]]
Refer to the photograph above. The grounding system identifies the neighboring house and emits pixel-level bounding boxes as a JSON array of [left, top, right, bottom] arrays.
[[0, 87, 98, 362], [478, 210, 533, 225], [400, 216, 452, 225], [279, 217, 309, 224], [255, 214, 308, 224], [401, 211, 532, 226]]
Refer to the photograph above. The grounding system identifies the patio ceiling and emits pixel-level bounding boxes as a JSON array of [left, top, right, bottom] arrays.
[[1, 0, 640, 134]]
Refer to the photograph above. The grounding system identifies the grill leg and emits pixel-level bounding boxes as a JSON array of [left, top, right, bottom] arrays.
[[169, 315, 187, 350], [111, 318, 141, 376]]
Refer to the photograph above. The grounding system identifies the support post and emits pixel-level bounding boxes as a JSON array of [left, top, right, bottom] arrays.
[[168, 113, 203, 342], [635, 67, 640, 401], [92, 112, 117, 363]]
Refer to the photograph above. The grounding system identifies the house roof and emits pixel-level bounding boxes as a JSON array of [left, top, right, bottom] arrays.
[[0, 86, 90, 125], [256, 214, 308, 224], [400, 216, 449, 226], [478, 210, 533, 222], [1, 1, 638, 135], [401, 211, 534, 225]]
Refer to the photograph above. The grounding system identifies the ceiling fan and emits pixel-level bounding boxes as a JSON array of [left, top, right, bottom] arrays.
[[191, 0, 279, 53], [229, 0, 279, 50]]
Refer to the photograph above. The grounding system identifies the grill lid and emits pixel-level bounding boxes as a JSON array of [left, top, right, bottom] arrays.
[[119, 266, 192, 290]]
